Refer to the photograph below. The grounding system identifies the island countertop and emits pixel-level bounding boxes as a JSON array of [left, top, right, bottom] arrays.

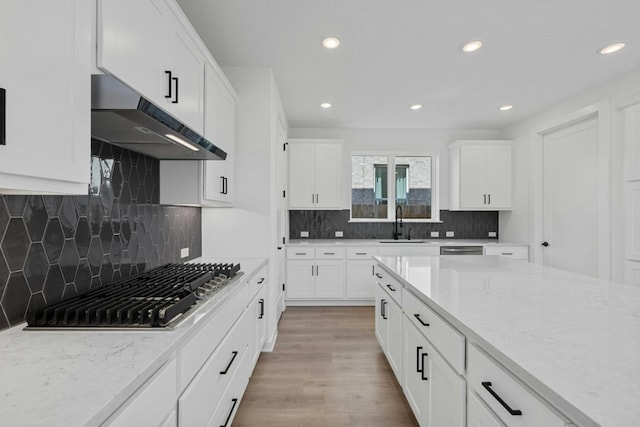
[[374, 255, 640, 427]]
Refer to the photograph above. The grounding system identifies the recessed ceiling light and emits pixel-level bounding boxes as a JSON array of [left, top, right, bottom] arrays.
[[599, 42, 626, 55], [499, 105, 513, 111], [409, 104, 423, 110], [322, 37, 341, 49], [320, 102, 332, 109], [462, 41, 483, 53]]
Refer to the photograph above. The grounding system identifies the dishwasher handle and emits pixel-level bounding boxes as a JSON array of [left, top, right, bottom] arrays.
[[440, 246, 483, 255]]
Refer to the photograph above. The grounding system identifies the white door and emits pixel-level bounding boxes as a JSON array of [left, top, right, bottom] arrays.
[[460, 145, 487, 208], [375, 285, 388, 349], [346, 261, 375, 299], [289, 143, 315, 208], [315, 261, 344, 298], [467, 392, 506, 427], [314, 144, 342, 208], [429, 345, 466, 427], [403, 319, 429, 426], [276, 122, 288, 315], [542, 117, 599, 277], [386, 298, 403, 383], [485, 145, 512, 209], [285, 261, 315, 299]]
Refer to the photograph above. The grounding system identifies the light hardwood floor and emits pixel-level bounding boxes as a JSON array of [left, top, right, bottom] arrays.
[[233, 306, 418, 427]]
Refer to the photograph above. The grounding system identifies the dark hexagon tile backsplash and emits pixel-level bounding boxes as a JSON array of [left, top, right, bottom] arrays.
[[0, 140, 202, 329]]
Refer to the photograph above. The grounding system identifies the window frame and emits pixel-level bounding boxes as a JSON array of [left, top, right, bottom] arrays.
[[349, 151, 441, 223]]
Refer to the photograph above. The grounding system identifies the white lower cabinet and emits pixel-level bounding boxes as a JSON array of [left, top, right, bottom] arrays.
[[104, 359, 178, 427], [315, 260, 345, 298], [468, 391, 506, 427], [375, 282, 402, 383], [403, 317, 429, 424], [286, 247, 346, 301], [484, 246, 529, 261]]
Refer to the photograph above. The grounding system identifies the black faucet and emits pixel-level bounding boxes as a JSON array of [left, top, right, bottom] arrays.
[[393, 204, 403, 240]]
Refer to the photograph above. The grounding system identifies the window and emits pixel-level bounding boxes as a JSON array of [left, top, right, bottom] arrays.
[[351, 153, 438, 221]]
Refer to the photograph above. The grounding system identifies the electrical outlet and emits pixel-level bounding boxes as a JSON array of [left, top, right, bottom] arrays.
[[446, 231, 455, 237], [300, 231, 309, 238], [180, 247, 189, 258], [430, 231, 439, 238], [335, 231, 344, 237], [488, 231, 497, 238]]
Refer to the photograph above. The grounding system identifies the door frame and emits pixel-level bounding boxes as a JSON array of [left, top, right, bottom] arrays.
[[529, 101, 611, 279]]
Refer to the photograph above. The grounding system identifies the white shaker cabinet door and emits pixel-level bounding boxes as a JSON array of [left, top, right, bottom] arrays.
[[346, 261, 376, 299], [286, 261, 315, 299], [386, 297, 403, 384], [288, 143, 315, 208], [0, 0, 90, 194], [314, 143, 342, 209], [315, 260, 345, 298], [468, 391, 506, 427], [484, 145, 512, 209], [459, 145, 486, 208]]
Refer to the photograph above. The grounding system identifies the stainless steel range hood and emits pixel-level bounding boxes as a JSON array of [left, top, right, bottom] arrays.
[[91, 75, 226, 161]]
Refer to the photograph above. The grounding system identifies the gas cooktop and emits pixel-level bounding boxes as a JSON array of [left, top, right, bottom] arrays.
[[25, 263, 242, 330]]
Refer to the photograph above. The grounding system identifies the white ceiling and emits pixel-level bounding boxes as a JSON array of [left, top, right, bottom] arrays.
[[177, 0, 640, 130]]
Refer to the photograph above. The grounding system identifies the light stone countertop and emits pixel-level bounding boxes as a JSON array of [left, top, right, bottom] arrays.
[[288, 238, 527, 246], [375, 255, 640, 427], [0, 257, 267, 427]]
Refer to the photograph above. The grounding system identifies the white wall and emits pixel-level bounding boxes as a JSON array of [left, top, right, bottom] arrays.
[[288, 128, 502, 210], [201, 67, 285, 347], [500, 68, 640, 282]]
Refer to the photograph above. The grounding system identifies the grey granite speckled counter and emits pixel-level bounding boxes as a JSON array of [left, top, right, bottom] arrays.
[[375, 255, 640, 427], [0, 258, 267, 427]]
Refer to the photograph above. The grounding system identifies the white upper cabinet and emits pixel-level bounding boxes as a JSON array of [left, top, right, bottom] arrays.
[[288, 139, 343, 209], [97, 0, 204, 133], [0, 0, 91, 194], [449, 140, 513, 211]]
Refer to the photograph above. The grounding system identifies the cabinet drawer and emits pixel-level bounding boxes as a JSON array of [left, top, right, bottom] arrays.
[[179, 283, 250, 391], [468, 344, 571, 427], [179, 310, 251, 427], [104, 359, 177, 427], [247, 265, 268, 300], [374, 265, 402, 305], [404, 289, 465, 375], [346, 246, 379, 259], [315, 247, 345, 259], [484, 246, 529, 260], [287, 247, 315, 259]]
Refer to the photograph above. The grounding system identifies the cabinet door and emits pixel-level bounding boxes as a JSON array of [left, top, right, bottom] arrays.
[[375, 284, 388, 350], [289, 143, 315, 208], [429, 347, 466, 427], [403, 318, 430, 426], [459, 145, 487, 208], [98, 0, 170, 107], [484, 145, 512, 209], [386, 297, 403, 383], [315, 260, 345, 298], [346, 261, 376, 299], [314, 144, 342, 208], [0, 0, 90, 193], [468, 391, 506, 427], [164, 21, 204, 134], [286, 261, 315, 299]]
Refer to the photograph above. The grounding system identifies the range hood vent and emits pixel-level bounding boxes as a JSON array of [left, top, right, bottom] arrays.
[[91, 75, 226, 161]]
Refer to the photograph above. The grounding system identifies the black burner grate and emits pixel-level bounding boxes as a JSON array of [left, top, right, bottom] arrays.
[[26, 263, 240, 328]]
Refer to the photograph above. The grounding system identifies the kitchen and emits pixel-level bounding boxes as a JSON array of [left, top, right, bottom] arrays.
[[1, 1, 640, 426]]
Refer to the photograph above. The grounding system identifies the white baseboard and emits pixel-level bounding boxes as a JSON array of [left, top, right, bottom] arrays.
[[262, 327, 278, 352], [285, 300, 375, 306]]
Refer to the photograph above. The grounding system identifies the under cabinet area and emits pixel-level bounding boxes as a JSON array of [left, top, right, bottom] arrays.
[[0, 0, 90, 194], [288, 139, 343, 209], [449, 140, 513, 211]]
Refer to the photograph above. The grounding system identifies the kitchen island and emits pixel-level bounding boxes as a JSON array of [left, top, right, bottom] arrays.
[[375, 255, 640, 427]]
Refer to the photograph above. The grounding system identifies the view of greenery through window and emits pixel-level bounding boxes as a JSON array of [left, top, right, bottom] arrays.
[[351, 155, 433, 220]]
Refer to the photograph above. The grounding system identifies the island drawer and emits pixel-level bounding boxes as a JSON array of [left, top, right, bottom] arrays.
[[468, 344, 571, 427], [374, 264, 402, 305], [346, 246, 379, 259], [315, 247, 346, 259], [484, 246, 529, 261], [287, 247, 315, 259], [403, 289, 465, 375]]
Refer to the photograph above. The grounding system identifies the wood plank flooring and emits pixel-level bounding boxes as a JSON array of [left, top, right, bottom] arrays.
[[233, 306, 418, 427]]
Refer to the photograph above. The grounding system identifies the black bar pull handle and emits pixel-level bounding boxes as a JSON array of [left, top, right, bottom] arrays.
[[481, 381, 522, 416], [257, 277, 265, 284], [220, 176, 225, 194], [386, 284, 396, 292], [219, 351, 239, 374], [381, 299, 387, 319], [414, 313, 430, 327], [172, 77, 179, 103], [421, 352, 429, 380], [416, 346, 423, 373], [0, 88, 5, 145], [220, 398, 238, 427], [259, 299, 264, 319], [375, 273, 383, 279], [164, 71, 172, 98], [488, 194, 491, 204]]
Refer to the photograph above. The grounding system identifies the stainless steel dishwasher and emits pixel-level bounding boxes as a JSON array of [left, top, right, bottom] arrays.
[[440, 246, 484, 255]]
